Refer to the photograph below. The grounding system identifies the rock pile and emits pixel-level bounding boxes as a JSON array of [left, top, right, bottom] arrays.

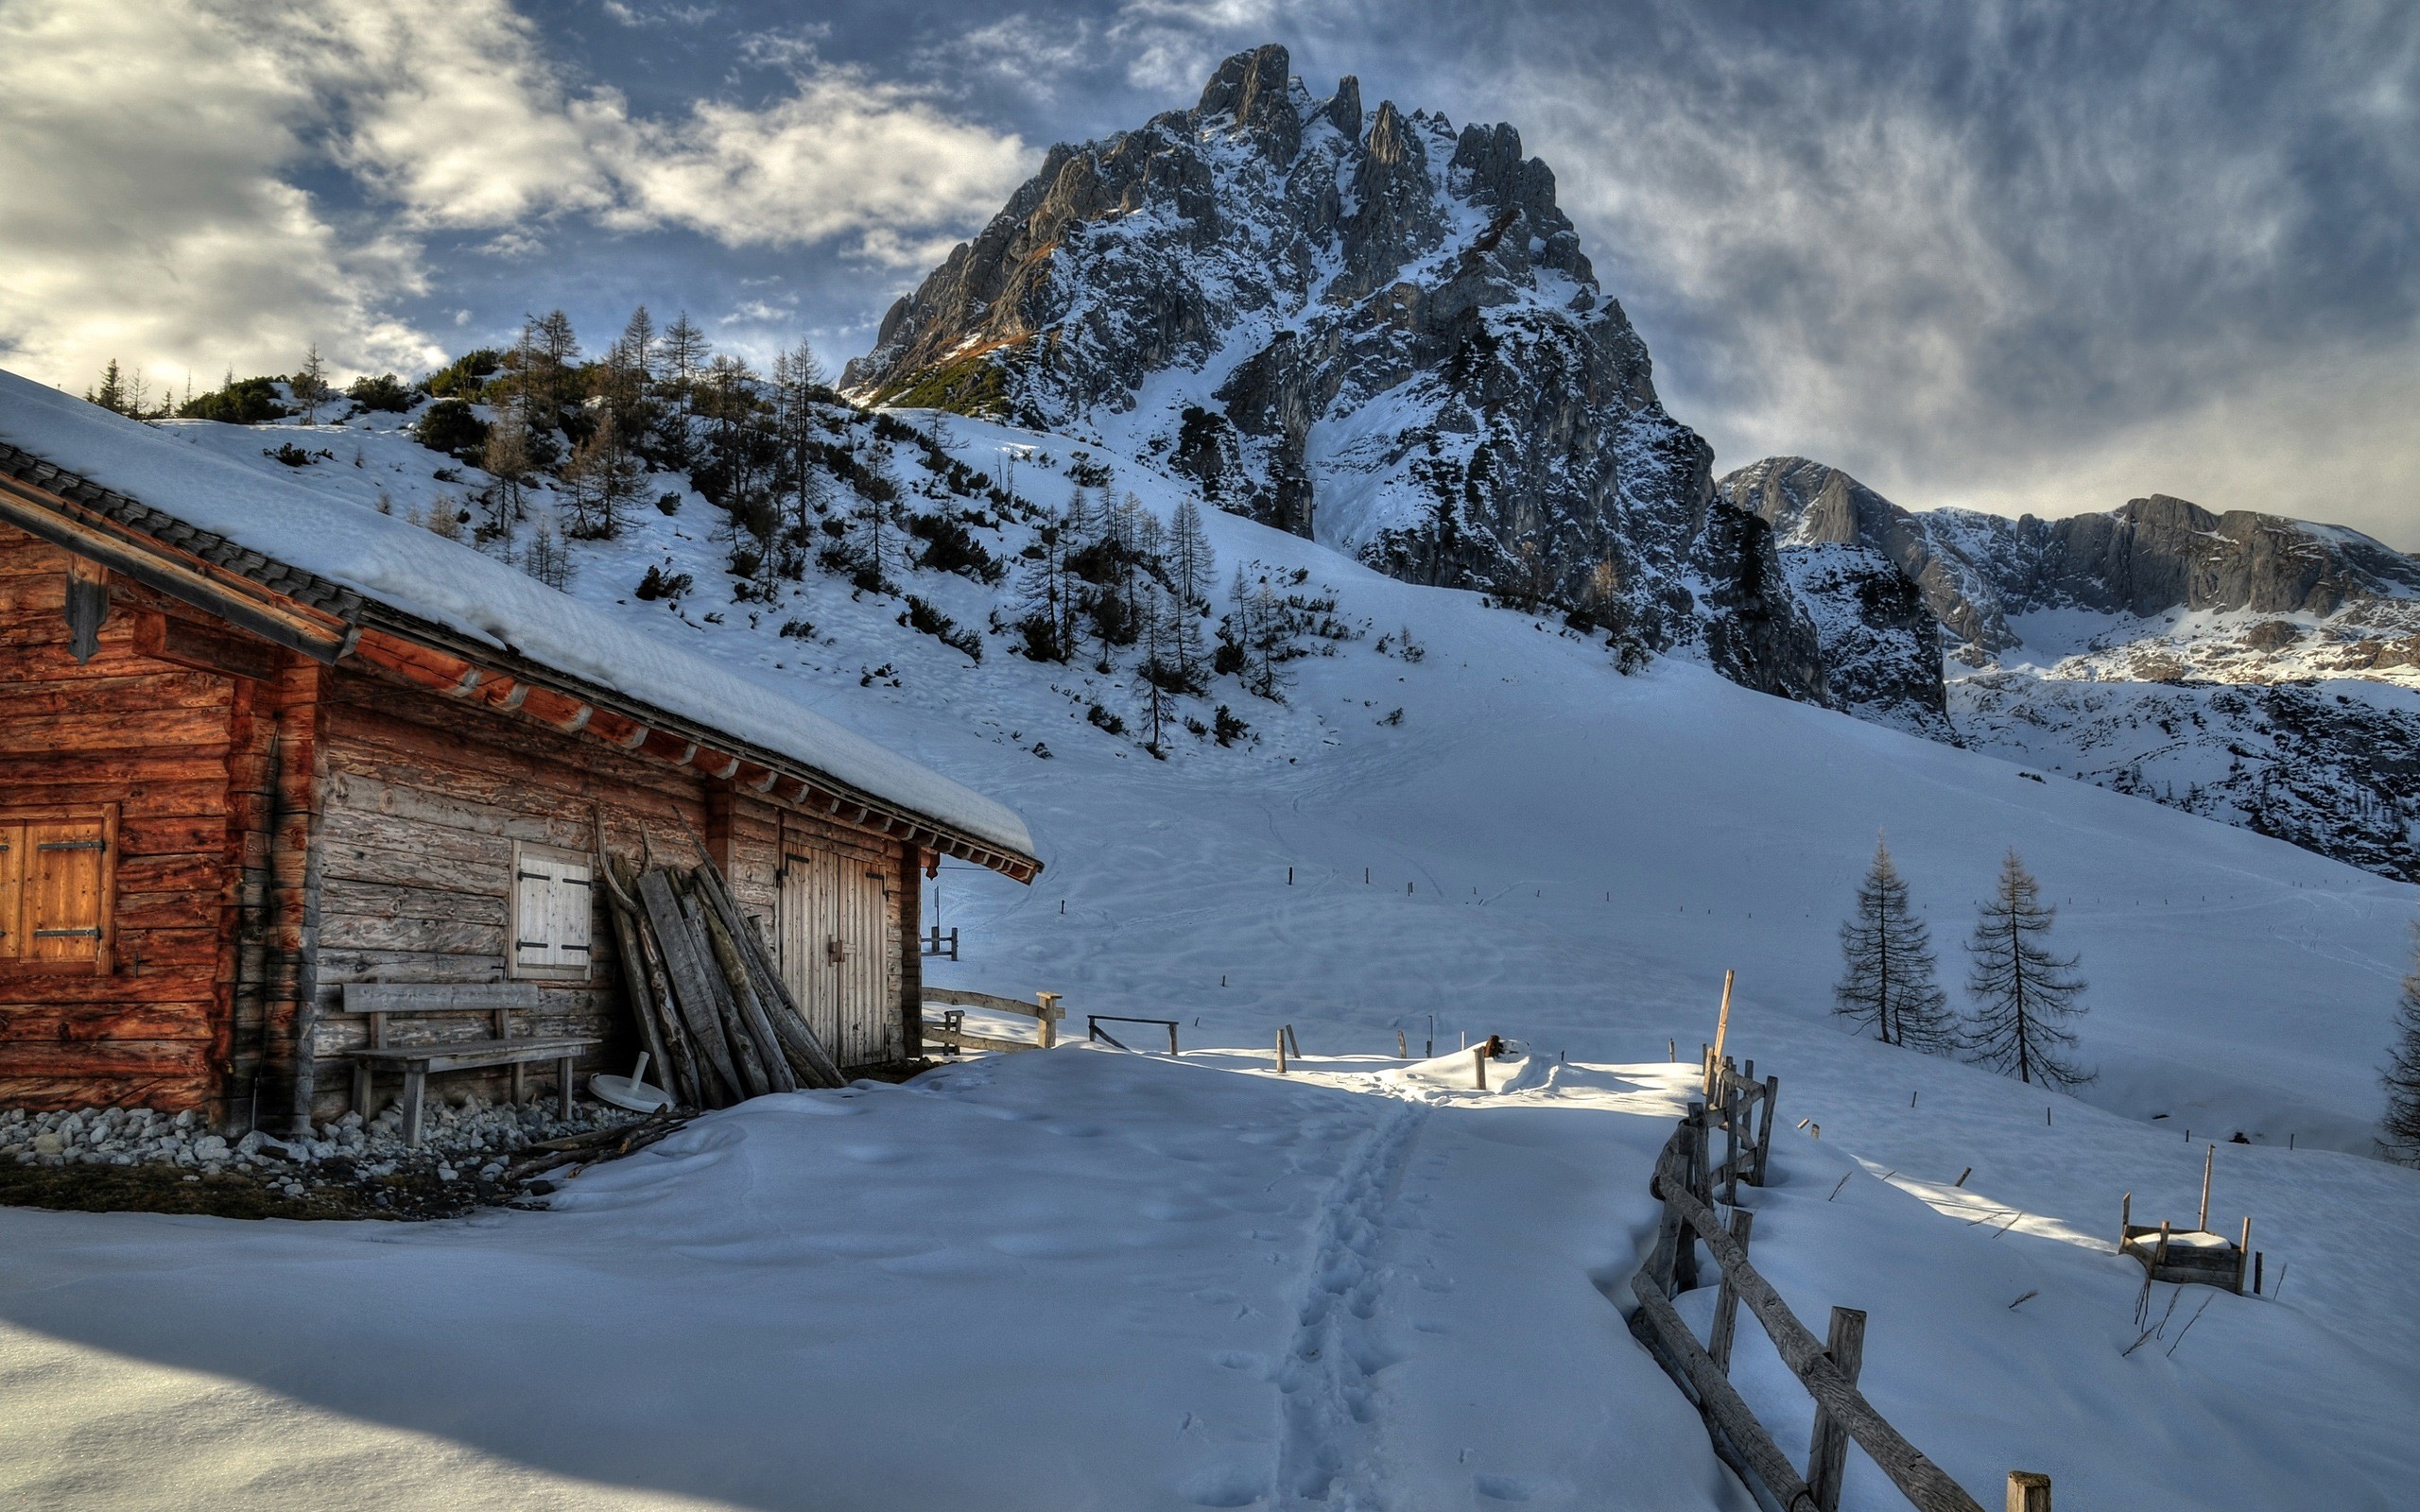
[[2, 1096, 636, 1199]]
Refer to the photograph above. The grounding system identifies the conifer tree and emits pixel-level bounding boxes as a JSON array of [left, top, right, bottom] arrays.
[[620, 306, 657, 387], [1169, 497, 1216, 610], [1132, 580, 1183, 757], [84, 360, 131, 417], [480, 408, 534, 537], [1013, 506, 1076, 662], [292, 346, 330, 425], [662, 313, 709, 391], [562, 408, 642, 540], [1834, 835, 1953, 1051], [1962, 850, 2092, 1089], [771, 342, 828, 539], [2385, 927, 2420, 1164]]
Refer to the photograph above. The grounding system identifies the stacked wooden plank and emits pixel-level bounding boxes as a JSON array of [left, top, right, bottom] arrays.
[[596, 850, 845, 1108]]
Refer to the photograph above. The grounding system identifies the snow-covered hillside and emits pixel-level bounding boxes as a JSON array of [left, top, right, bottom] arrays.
[[6, 402, 2417, 1508], [140, 402, 2416, 1151]]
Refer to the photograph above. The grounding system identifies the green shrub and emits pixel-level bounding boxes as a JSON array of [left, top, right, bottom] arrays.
[[177, 377, 289, 425], [425, 350, 503, 399], [346, 373, 416, 412], [414, 399, 489, 460]]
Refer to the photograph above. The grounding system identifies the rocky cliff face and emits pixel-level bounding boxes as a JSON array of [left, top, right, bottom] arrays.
[[1721, 454, 2420, 879], [1721, 455, 2420, 655], [847, 44, 1826, 702]]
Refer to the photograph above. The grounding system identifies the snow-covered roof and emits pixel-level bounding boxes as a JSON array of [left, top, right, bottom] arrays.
[[0, 369, 1036, 866]]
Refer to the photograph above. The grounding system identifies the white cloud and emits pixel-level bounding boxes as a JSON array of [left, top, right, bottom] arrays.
[[590, 67, 1032, 262], [0, 1, 442, 391], [0, 0, 1029, 391]]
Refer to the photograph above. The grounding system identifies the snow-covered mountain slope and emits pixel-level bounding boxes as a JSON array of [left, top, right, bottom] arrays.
[[843, 44, 1830, 705], [11, 404, 2420, 1509], [147, 404, 2412, 1154], [1721, 455, 2420, 879]]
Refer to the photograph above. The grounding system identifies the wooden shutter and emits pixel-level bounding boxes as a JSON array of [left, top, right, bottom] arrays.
[[25, 817, 106, 965], [515, 855, 559, 972], [0, 821, 23, 961], [554, 858, 594, 972], [512, 848, 593, 979]]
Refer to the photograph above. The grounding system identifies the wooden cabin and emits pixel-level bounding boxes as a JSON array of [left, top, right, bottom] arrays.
[[0, 372, 1039, 1132]]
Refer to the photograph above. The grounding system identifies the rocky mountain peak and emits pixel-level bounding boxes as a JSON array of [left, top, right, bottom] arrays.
[[847, 45, 1830, 704]]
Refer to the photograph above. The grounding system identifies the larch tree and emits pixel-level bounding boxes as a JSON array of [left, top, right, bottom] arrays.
[[480, 408, 534, 538], [662, 313, 709, 392], [1834, 834, 1954, 1051], [619, 305, 657, 387], [1962, 850, 2093, 1089], [1132, 579, 1184, 757], [2385, 926, 2420, 1163], [292, 346, 330, 425], [1169, 497, 1216, 609]]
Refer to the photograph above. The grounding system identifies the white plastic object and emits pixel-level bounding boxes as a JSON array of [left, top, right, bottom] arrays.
[[591, 1052, 672, 1113]]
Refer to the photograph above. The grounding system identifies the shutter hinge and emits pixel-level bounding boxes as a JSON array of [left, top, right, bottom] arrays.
[[34, 927, 103, 938], [38, 839, 106, 852]]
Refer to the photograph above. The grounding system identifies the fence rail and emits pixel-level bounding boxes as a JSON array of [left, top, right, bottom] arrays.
[[1087, 1014, 1181, 1054], [1625, 1060, 2016, 1512], [918, 988, 1063, 1056]]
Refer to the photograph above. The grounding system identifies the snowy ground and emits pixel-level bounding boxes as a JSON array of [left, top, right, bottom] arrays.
[[4, 409, 2417, 1507]]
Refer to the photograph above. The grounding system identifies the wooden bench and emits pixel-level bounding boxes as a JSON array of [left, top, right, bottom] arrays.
[[342, 983, 599, 1147]]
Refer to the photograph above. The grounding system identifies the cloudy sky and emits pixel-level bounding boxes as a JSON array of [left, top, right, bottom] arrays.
[[3, 1, 2413, 541]]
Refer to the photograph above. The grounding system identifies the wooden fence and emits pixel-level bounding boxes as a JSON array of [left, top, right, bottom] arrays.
[[918, 988, 1062, 1054], [1625, 1059, 2042, 1512]]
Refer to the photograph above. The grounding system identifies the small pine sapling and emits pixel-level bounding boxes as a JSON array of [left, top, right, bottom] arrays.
[[1962, 850, 2093, 1089]]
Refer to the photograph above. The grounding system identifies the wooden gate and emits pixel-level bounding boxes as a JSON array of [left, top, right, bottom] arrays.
[[777, 850, 894, 1067]]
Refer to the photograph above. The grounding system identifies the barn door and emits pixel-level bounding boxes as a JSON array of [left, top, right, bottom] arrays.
[[779, 850, 894, 1067]]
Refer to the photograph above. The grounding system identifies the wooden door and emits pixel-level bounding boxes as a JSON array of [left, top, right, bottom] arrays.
[[779, 848, 894, 1067]]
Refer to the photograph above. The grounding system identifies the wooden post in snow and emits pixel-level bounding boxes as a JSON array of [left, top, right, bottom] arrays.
[[1275, 1030, 1288, 1074], [2198, 1143, 2214, 1230], [2006, 1471, 2051, 1511], [1037, 991, 1062, 1049], [1706, 970, 1736, 1096], [1709, 1208, 1754, 1374], [1806, 1306, 1868, 1512], [1398, 1029, 1409, 1058], [1753, 1074, 1779, 1186], [1473, 1045, 1488, 1091]]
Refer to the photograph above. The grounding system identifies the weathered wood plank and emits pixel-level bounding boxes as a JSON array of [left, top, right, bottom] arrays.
[[1664, 1180, 1985, 1512], [924, 988, 1065, 1021], [636, 868, 742, 1104], [1631, 1274, 1820, 1512]]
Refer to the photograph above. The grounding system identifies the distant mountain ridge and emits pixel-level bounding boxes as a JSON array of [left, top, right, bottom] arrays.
[[845, 44, 1833, 704], [1719, 455, 2420, 880], [1720, 455, 2420, 656]]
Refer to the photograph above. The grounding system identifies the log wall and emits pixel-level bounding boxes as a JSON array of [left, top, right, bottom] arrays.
[[0, 525, 248, 1113], [4, 519, 932, 1126]]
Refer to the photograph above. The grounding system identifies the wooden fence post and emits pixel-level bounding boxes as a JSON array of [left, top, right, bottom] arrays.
[[1036, 991, 1061, 1049], [1473, 1046, 1488, 1091], [1753, 1075, 1778, 1186], [2198, 1143, 2213, 1230], [1286, 1023, 1303, 1060], [1709, 1208, 1755, 1374], [2006, 1470, 2050, 1511], [1675, 1104, 1706, 1292], [1275, 1030, 1288, 1074], [1708, 969, 1735, 1095], [1398, 1029, 1409, 1058], [1723, 1086, 1744, 1208], [1806, 1306, 1868, 1512]]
